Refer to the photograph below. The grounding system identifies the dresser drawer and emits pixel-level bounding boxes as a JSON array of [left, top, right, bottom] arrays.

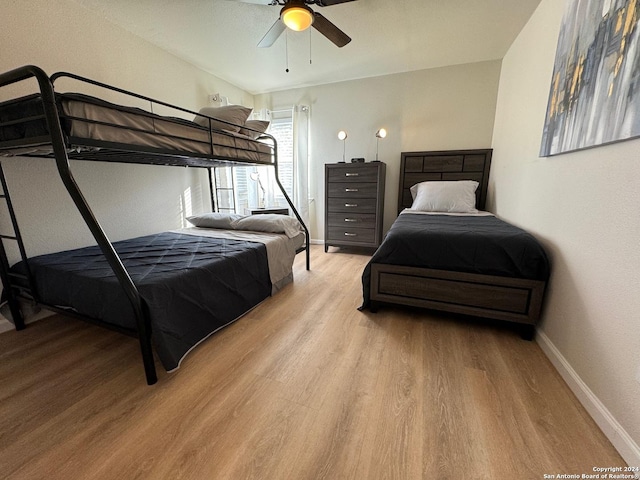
[[327, 166, 380, 183], [327, 212, 377, 228], [327, 197, 377, 213], [327, 226, 376, 244], [327, 182, 378, 199]]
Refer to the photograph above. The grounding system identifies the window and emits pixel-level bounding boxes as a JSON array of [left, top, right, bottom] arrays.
[[212, 107, 306, 219]]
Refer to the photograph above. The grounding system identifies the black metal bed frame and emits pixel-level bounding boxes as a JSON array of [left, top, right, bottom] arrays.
[[0, 65, 310, 385]]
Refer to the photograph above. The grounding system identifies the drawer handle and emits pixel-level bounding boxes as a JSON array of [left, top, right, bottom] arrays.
[[345, 173, 359, 177], [344, 233, 357, 237], [345, 188, 359, 192], [345, 203, 358, 207], [344, 218, 357, 222]]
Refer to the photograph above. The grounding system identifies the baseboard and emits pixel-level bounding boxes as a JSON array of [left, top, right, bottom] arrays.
[[537, 330, 640, 469], [309, 238, 324, 245]]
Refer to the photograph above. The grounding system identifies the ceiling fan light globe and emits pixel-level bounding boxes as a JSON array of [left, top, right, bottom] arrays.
[[282, 6, 314, 31]]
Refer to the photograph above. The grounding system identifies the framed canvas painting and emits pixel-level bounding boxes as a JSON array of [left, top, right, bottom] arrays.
[[540, 0, 639, 156]]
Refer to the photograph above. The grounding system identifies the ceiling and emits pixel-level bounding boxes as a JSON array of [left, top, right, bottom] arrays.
[[70, 0, 542, 95]]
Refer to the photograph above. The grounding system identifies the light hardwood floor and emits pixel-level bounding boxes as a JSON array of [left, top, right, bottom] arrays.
[[0, 245, 625, 479]]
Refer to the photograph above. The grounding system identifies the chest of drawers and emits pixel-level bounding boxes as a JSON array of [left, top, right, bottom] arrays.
[[324, 162, 386, 252]]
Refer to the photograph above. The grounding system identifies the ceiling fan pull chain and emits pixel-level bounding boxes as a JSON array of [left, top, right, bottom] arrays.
[[309, 28, 312, 65], [285, 30, 290, 73]]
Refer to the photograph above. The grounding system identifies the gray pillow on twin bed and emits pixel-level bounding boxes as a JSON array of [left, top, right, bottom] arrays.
[[193, 105, 252, 133], [409, 180, 479, 214], [186, 213, 243, 229]]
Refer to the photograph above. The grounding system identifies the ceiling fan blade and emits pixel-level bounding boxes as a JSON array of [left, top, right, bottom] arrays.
[[258, 18, 286, 47], [315, 0, 357, 6], [312, 12, 351, 47]]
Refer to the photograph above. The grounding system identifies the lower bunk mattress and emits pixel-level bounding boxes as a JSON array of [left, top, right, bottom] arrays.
[[11, 229, 299, 371], [361, 211, 550, 308]]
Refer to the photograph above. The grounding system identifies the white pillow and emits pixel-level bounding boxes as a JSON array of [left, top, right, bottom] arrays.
[[193, 105, 252, 133], [186, 213, 243, 229], [410, 180, 479, 213], [233, 214, 302, 238], [239, 120, 270, 139]]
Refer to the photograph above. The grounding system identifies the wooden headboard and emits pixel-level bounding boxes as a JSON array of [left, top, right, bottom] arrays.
[[397, 149, 492, 214]]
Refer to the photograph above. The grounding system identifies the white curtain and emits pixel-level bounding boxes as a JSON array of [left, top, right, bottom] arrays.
[[291, 105, 310, 225]]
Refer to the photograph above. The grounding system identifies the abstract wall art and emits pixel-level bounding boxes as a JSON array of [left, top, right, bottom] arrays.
[[540, 0, 639, 156]]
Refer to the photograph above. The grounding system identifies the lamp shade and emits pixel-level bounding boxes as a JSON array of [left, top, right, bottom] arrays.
[[338, 130, 347, 162], [282, 5, 314, 32]]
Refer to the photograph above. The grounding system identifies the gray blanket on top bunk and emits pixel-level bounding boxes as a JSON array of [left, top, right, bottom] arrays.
[[11, 232, 271, 371]]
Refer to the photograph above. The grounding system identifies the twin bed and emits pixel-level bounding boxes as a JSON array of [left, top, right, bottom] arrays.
[[0, 66, 309, 384], [361, 149, 550, 339]]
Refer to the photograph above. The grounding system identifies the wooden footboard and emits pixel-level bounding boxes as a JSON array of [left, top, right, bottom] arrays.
[[370, 263, 546, 329]]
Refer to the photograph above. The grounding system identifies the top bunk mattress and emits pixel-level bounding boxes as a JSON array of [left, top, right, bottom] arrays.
[[0, 93, 273, 166]]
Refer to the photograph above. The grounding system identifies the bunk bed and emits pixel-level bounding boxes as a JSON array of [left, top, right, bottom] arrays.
[[360, 149, 550, 339], [0, 65, 310, 385]]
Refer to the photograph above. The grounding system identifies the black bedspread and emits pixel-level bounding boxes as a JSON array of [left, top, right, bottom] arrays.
[[11, 232, 271, 370], [361, 213, 550, 308]]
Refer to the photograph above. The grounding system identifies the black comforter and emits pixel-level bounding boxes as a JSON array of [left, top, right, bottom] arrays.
[[11, 232, 271, 370], [361, 213, 550, 308]]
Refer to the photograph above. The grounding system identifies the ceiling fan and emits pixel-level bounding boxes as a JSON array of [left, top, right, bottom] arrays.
[[244, 0, 357, 48]]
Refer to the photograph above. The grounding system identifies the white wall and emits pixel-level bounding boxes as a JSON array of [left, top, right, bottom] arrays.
[[0, 0, 253, 261], [490, 0, 640, 464], [255, 61, 501, 241]]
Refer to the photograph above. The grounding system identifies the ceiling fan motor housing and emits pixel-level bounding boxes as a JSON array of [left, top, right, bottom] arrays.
[[280, 1, 315, 31]]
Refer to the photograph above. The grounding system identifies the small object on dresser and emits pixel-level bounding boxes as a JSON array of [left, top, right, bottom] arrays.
[[351, 157, 365, 163]]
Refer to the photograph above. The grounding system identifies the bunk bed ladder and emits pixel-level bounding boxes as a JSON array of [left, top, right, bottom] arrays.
[[213, 166, 237, 213], [0, 161, 31, 330]]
